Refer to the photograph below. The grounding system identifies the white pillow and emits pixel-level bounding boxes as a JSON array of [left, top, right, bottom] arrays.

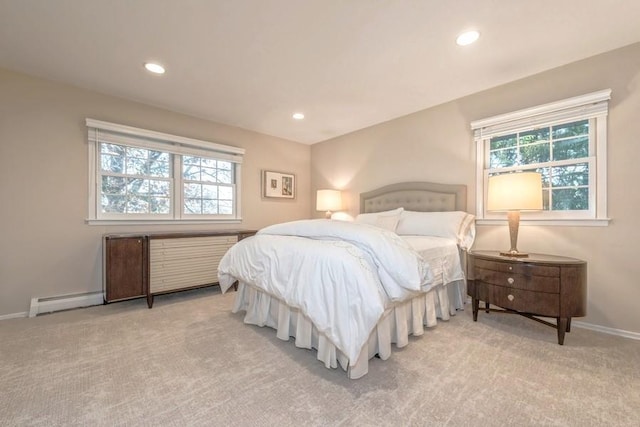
[[396, 210, 476, 249], [355, 207, 404, 231]]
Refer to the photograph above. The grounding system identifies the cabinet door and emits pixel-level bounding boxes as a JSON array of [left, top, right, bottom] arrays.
[[105, 237, 147, 302]]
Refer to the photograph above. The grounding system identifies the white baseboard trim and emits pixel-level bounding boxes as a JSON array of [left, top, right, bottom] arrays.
[[462, 297, 640, 341], [572, 321, 640, 341], [28, 291, 104, 317], [0, 311, 29, 320]]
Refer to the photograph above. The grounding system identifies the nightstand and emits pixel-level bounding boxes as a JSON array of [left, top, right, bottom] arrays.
[[467, 250, 587, 345]]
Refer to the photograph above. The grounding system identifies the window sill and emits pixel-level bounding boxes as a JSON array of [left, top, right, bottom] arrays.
[[86, 218, 243, 226], [476, 218, 610, 227]]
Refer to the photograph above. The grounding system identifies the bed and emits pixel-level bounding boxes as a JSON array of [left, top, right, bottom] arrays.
[[218, 182, 474, 379]]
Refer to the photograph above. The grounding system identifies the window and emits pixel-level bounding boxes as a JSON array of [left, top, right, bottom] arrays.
[[87, 119, 244, 224], [472, 89, 610, 226]]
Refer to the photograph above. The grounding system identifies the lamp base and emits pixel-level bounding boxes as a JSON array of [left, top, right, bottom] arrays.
[[500, 250, 529, 258], [501, 211, 528, 257]]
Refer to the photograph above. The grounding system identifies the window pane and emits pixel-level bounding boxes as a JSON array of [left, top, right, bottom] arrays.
[[101, 143, 124, 156], [101, 154, 124, 173], [184, 183, 201, 198], [202, 200, 218, 214], [149, 180, 170, 196], [183, 165, 200, 180], [201, 167, 216, 182], [551, 163, 589, 187], [127, 178, 149, 195], [102, 176, 126, 194], [126, 157, 148, 175], [126, 147, 149, 159], [148, 151, 170, 177], [489, 148, 517, 168], [520, 142, 550, 165], [519, 128, 549, 145], [490, 134, 517, 150], [201, 158, 216, 168], [218, 161, 232, 170], [219, 201, 233, 214], [217, 169, 232, 183], [219, 186, 232, 200], [184, 198, 201, 214], [126, 196, 149, 213], [202, 184, 217, 199], [552, 120, 588, 139], [183, 156, 200, 165], [102, 195, 126, 213], [553, 136, 588, 161], [552, 188, 589, 210], [150, 197, 170, 214]]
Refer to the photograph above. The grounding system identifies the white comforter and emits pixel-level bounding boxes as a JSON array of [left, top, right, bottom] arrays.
[[218, 219, 434, 362]]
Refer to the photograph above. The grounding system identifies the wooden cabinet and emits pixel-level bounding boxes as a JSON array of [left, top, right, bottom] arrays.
[[103, 230, 256, 308], [103, 236, 148, 302], [467, 250, 587, 345]]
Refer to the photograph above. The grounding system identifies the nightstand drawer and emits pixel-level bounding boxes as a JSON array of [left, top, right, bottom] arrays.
[[475, 267, 560, 293], [475, 258, 560, 278], [479, 283, 560, 317]]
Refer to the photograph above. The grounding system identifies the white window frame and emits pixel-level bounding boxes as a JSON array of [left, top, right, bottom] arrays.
[[86, 119, 244, 225], [472, 89, 611, 227]]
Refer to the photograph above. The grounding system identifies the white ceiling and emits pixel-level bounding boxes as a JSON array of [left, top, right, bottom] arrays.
[[2, 1, 640, 144]]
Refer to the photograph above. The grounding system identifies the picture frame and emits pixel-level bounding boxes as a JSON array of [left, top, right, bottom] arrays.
[[262, 170, 296, 199]]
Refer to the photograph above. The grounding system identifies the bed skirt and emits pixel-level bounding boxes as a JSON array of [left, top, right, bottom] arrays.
[[231, 280, 466, 379]]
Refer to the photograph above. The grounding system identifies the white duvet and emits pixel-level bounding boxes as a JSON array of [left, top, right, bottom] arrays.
[[218, 219, 434, 362]]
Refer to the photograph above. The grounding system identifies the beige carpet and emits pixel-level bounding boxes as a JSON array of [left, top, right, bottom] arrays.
[[1, 288, 639, 426]]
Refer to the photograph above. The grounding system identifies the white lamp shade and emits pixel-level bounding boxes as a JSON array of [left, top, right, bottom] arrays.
[[487, 172, 543, 211], [316, 189, 342, 212]]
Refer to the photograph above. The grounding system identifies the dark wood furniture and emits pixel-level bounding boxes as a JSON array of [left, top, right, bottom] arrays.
[[467, 250, 587, 345], [104, 236, 148, 302], [103, 230, 256, 308]]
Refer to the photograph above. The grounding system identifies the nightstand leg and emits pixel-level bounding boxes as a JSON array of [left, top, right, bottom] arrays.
[[472, 298, 479, 321], [557, 318, 568, 345], [566, 317, 572, 332]]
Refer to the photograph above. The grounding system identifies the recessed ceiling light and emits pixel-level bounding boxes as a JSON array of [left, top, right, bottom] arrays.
[[292, 112, 305, 120], [456, 30, 480, 46], [144, 62, 165, 74]]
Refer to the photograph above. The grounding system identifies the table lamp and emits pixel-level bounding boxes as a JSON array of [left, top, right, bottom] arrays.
[[487, 172, 543, 257], [316, 189, 342, 219]]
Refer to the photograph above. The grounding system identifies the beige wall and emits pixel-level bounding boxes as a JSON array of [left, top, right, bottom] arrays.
[[311, 42, 640, 334], [0, 68, 311, 317]]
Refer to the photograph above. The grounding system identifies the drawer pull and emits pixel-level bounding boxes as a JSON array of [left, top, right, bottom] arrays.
[[507, 294, 515, 301], [508, 266, 513, 271], [507, 277, 515, 284]]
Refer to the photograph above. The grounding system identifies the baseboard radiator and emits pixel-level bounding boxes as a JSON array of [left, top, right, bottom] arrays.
[[149, 235, 238, 295], [29, 291, 104, 317]]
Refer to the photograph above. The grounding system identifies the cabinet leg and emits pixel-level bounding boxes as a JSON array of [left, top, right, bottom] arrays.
[[485, 301, 490, 313], [472, 298, 479, 321], [557, 318, 568, 345], [147, 294, 154, 309]]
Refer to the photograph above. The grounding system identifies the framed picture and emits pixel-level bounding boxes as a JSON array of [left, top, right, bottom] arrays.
[[262, 170, 296, 199]]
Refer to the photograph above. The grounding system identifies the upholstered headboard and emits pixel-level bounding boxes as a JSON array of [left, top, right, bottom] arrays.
[[360, 182, 467, 213]]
